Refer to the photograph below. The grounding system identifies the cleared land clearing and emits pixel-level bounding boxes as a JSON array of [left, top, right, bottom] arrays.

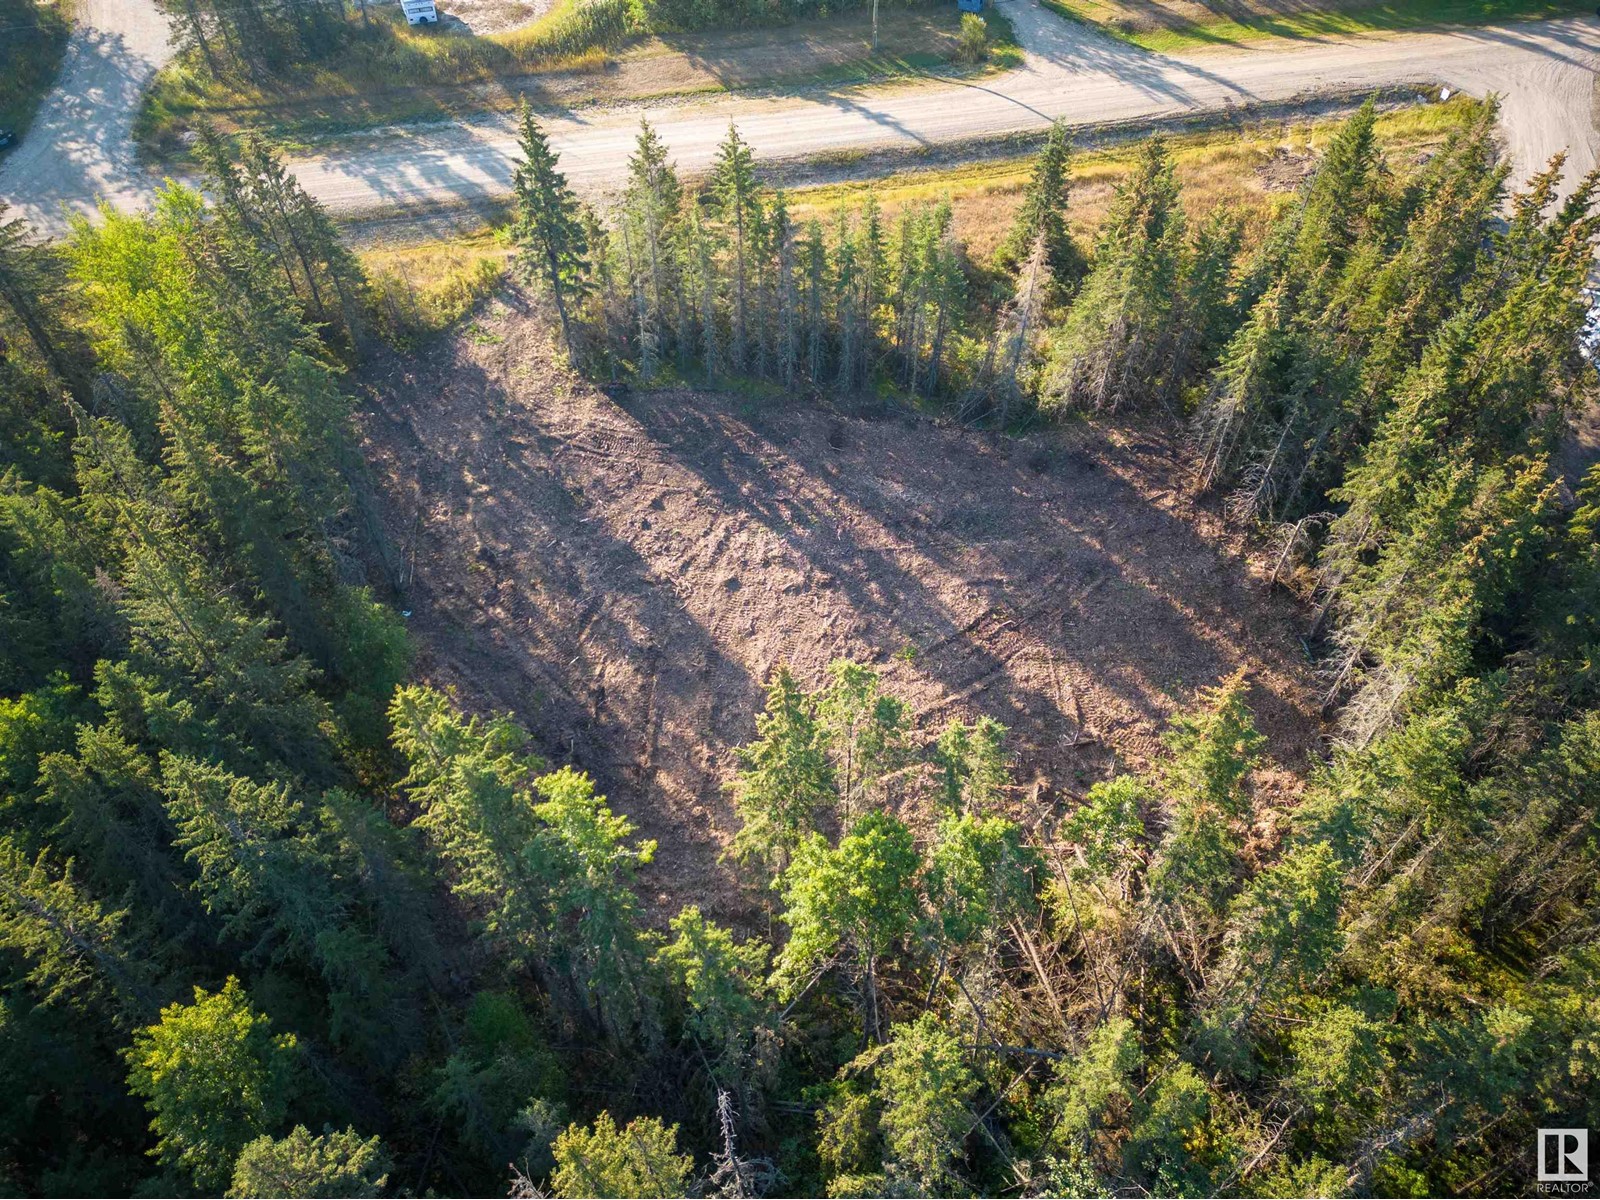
[[1043, 0, 1586, 51], [139, 3, 1017, 154], [357, 301, 1322, 923], [444, 0, 556, 35]]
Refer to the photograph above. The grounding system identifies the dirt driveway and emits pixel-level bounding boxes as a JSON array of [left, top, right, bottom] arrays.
[[357, 296, 1322, 923]]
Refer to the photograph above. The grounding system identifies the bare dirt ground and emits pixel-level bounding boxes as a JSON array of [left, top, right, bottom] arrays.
[[441, 0, 553, 36], [356, 294, 1323, 923]]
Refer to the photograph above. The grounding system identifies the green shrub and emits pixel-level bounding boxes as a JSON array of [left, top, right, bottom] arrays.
[[955, 12, 989, 63]]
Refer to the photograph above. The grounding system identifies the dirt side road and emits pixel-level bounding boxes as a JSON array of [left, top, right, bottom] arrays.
[[0, 0, 173, 232], [358, 298, 1322, 922]]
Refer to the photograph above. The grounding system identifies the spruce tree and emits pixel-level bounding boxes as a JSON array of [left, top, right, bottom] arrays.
[[711, 123, 760, 374], [1000, 120, 1083, 286], [652, 905, 769, 1079], [774, 812, 921, 1041], [549, 1113, 692, 1200], [1042, 137, 1185, 413], [877, 1014, 979, 1193], [1147, 671, 1264, 976], [728, 666, 835, 877], [770, 187, 800, 389], [622, 118, 682, 367], [799, 216, 830, 384], [833, 208, 863, 390], [511, 102, 591, 357], [227, 1126, 390, 1199], [125, 978, 299, 1190], [817, 658, 908, 822], [0, 205, 79, 388]]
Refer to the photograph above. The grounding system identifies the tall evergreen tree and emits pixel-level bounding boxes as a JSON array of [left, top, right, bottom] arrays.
[[1042, 137, 1185, 413], [728, 666, 835, 877], [1000, 120, 1084, 287], [125, 978, 299, 1190], [711, 123, 761, 374], [511, 103, 591, 356], [621, 118, 683, 379], [774, 812, 921, 1041]]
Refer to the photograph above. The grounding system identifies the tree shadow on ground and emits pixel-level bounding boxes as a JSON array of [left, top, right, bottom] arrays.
[[356, 299, 1322, 925]]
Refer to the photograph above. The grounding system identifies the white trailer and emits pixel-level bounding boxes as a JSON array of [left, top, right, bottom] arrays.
[[401, 0, 439, 24]]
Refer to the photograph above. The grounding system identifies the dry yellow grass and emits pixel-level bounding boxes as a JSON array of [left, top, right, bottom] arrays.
[[347, 97, 1485, 337], [786, 96, 1485, 260], [360, 232, 512, 343]]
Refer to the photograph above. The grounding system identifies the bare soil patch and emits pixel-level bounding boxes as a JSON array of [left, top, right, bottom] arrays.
[[590, 9, 971, 98], [1254, 145, 1316, 191], [355, 295, 1323, 923], [442, 0, 554, 36]]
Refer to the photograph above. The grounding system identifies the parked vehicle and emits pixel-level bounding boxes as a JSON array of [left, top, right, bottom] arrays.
[[0, 130, 14, 150], [401, 0, 439, 24]]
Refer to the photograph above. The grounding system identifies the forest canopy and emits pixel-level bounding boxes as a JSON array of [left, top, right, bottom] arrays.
[[0, 96, 1598, 1198]]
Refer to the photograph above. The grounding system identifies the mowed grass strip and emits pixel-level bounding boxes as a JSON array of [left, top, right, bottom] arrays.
[[1040, 0, 1588, 53]]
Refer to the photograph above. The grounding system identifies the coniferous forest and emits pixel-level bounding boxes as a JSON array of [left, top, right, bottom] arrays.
[[1, 96, 1598, 1198]]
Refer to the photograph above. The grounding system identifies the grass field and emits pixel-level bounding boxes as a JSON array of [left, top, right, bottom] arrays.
[[1041, 0, 1588, 52], [785, 95, 1485, 260], [138, 2, 1020, 157], [0, 0, 70, 148]]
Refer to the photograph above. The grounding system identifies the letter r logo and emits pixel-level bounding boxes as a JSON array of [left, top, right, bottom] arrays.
[[1539, 1129, 1589, 1182]]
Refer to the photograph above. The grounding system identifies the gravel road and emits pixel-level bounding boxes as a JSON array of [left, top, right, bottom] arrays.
[[2, 0, 1596, 234], [226, 3, 1600, 218], [0, 0, 172, 232]]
